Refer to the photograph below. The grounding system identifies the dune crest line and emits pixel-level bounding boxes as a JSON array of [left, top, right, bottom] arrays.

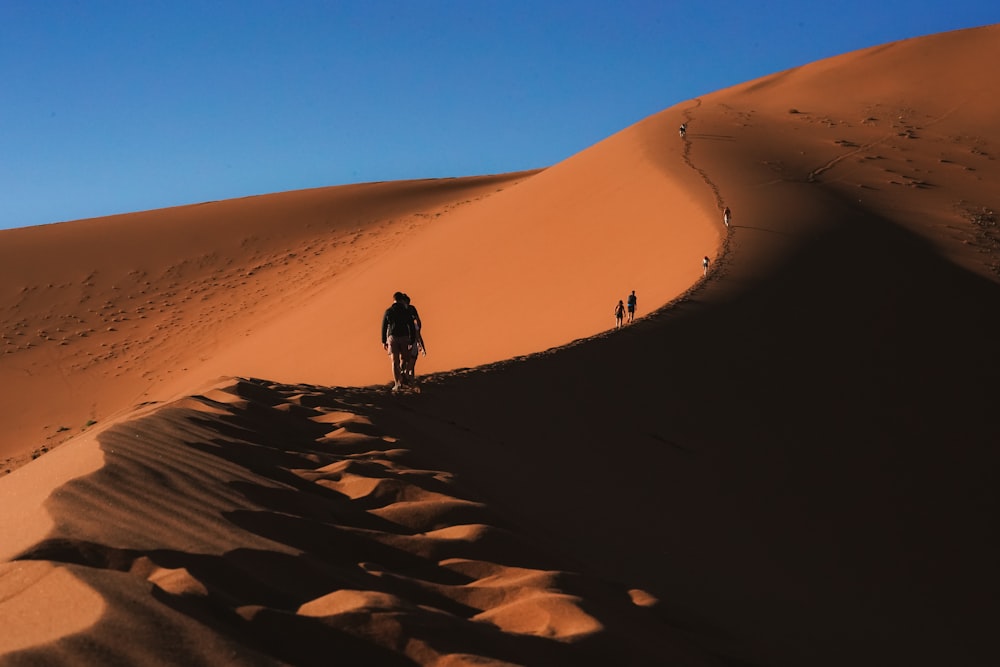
[[5, 378, 719, 665]]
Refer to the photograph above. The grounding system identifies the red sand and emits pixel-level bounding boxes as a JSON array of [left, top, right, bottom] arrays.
[[2, 24, 999, 666]]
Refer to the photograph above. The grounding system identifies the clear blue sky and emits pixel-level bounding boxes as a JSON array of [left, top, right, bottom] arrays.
[[1, 1, 996, 229]]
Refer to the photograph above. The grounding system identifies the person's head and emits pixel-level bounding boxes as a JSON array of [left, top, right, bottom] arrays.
[[402, 293, 411, 305], [618, 299, 623, 305], [393, 291, 405, 303]]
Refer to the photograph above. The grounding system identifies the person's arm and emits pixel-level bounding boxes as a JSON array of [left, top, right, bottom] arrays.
[[406, 313, 416, 342], [408, 306, 425, 353], [381, 311, 389, 348]]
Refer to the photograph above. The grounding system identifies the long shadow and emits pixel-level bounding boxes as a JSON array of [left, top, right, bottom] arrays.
[[11, 195, 998, 664], [12, 535, 596, 667], [11, 539, 420, 666], [688, 133, 738, 141], [366, 194, 1000, 667], [7, 381, 630, 666]]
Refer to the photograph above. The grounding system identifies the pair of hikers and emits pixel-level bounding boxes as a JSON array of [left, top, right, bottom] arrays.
[[381, 292, 426, 392], [614, 290, 637, 329]]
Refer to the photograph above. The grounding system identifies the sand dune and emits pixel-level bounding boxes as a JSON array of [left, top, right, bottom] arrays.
[[0, 114, 717, 468], [2, 23, 1000, 666], [2, 379, 717, 665], [0, 173, 541, 468]]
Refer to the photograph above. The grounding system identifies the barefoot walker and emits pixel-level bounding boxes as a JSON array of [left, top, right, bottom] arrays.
[[401, 293, 426, 382], [382, 291, 417, 392]]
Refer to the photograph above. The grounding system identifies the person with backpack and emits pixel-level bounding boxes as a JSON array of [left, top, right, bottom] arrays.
[[626, 290, 637, 323], [401, 293, 426, 382], [381, 291, 417, 392], [614, 299, 626, 329]]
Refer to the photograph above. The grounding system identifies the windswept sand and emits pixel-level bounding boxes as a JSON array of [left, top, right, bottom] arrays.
[[2, 23, 1000, 667]]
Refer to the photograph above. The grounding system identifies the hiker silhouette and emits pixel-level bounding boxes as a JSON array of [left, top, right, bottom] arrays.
[[400, 293, 425, 383], [381, 292, 416, 392], [614, 300, 626, 329]]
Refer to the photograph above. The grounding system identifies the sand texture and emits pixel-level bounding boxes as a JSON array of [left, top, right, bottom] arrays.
[[2, 23, 999, 666]]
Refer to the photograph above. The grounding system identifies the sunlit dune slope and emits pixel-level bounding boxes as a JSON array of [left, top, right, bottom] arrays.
[[188, 113, 719, 385], [1, 105, 719, 466], [3, 22, 1000, 667], [0, 173, 538, 465]]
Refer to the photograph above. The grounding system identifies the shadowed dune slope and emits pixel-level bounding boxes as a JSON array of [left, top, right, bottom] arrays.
[[368, 24, 1000, 665], [3, 23, 1000, 667]]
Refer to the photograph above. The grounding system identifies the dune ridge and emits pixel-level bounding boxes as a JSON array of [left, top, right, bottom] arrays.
[[3, 22, 1000, 667], [2, 379, 719, 666], [1, 100, 718, 469]]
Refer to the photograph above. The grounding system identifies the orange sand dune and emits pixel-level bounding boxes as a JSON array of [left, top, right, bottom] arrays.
[[1, 379, 719, 665], [3, 23, 1000, 667], [1, 110, 716, 467], [0, 172, 542, 467]]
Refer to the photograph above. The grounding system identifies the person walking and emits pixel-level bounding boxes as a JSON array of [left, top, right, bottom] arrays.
[[679, 123, 687, 138], [703, 256, 710, 276], [381, 291, 416, 392], [626, 290, 637, 323], [723, 206, 731, 227], [401, 293, 425, 382], [614, 299, 626, 329]]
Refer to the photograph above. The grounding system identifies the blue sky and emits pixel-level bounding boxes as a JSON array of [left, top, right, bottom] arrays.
[[1, 1, 997, 229]]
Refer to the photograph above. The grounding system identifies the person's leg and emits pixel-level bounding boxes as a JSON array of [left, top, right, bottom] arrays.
[[388, 347, 399, 387], [393, 350, 404, 387], [400, 348, 411, 380], [389, 336, 407, 388]]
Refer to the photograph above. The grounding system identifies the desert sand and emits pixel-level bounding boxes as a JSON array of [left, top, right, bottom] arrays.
[[2, 23, 999, 666]]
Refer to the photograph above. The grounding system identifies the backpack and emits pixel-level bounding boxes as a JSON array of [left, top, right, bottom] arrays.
[[385, 302, 413, 338]]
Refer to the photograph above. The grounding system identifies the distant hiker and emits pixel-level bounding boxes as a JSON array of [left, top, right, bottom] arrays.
[[614, 299, 626, 329], [723, 206, 731, 227], [401, 293, 425, 382], [626, 290, 637, 323], [679, 123, 687, 138], [703, 256, 710, 276], [382, 291, 416, 392]]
